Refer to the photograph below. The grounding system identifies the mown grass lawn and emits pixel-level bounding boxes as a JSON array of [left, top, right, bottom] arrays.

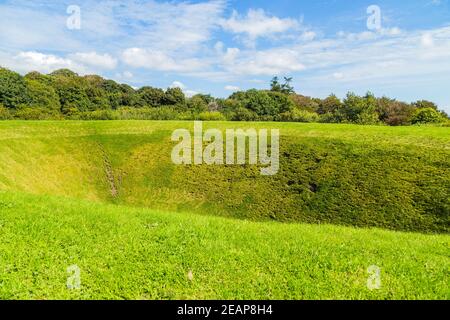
[[0, 191, 448, 300]]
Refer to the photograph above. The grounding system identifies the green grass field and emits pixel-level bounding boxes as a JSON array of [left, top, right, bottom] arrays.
[[0, 121, 449, 299]]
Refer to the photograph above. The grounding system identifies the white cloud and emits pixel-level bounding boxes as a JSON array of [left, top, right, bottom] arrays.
[[114, 71, 134, 80], [222, 48, 305, 76], [69, 52, 118, 70], [300, 31, 317, 42], [184, 90, 199, 98], [123, 71, 133, 79], [120, 0, 226, 52], [169, 81, 199, 97], [122, 48, 206, 72], [11, 51, 86, 74], [225, 85, 240, 91], [421, 33, 434, 47], [292, 26, 450, 93], [220, 9, 299, 41], [170, 81, 186, 89]]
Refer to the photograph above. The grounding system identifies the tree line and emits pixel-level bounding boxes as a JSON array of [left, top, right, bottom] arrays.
[[0, 66, 448, 125]]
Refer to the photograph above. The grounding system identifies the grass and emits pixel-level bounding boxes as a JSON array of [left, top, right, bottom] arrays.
[[0, 121, 448, 232], [0, 121, 448, 299], [0, 191, 448, 300]]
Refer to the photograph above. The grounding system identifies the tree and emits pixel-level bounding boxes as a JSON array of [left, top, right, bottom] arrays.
[[229, 89, 294, 119], [50, 69, 78, 78], [318, 94, 342, 115], [271, 76, 295, 94], [281, 77, 294, 94], [187, 94, 209, 113], [25, 78, 61, 112], [412, 100, 438, 110], [52, 75, 92, 113], [138, 86, 165, 107], [83, 75, 111, 110], [164, 87, 185, 105], [411, 108, 445, 124], [270, 76, 282, 92], [0, 67, 29, 108], [340, 92, 379, 124], [289, 94, 320, 113], [376, 97, 413, 126]]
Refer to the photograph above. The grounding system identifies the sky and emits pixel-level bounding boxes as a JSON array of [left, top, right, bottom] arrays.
[[0, 0, 449, 112]]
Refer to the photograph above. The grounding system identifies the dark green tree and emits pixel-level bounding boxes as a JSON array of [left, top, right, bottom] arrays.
[[164, 87, 185, 105], [0, 67, 29, 108], [138, 87, 165, 107]]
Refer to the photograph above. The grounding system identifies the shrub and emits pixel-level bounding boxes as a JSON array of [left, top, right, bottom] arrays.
[[13, 105, 61, 120], [231, 107, 259, 121], [280, 109, 320, 123], [411, 108, 445, 125], [75, 110, 119, 120], [196, 111, 226, 121], [0, 104, 12, 120], [115, 107, 182, 120]]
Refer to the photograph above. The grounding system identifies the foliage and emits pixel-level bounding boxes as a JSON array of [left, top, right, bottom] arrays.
[[13, 105, 61, 120], [187, 94, 209, 113], [339, 92, 380, 125], [25, 78, 61, 112], [196, 111, 226, 121], [229, 89, 294, 118], [0, 104, 12, 120], [270, 76, 295, 94], [137, 86, 166, 107], [0, 66, 447, 126], [318, 94, 342, 115], [412, 100, 439, 110], [411, 107, 446, 124], [376, 97, 414, 126], [280, 109, 320, 122], [164, 87, 185, 106], [0, 68, 29, 108]]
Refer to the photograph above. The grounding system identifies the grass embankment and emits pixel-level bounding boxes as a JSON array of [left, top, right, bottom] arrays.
[[0, 121, 448, 300], [0, 191, 448, 300], [0, 121, 448, 232]]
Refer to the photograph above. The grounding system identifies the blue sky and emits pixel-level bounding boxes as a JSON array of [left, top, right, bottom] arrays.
[[0, 0, 449, 112]]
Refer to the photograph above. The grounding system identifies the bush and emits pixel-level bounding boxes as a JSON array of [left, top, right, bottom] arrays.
[[75, 110, 119, 120], [115, 107, 182, 120], [13, 106, 61, 120], [231, 107, 259, 121], [0, 104, 12, 120], [196, 111, 226, 121], [411, 108, 445, 125], [280, 109, 320, 123]]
